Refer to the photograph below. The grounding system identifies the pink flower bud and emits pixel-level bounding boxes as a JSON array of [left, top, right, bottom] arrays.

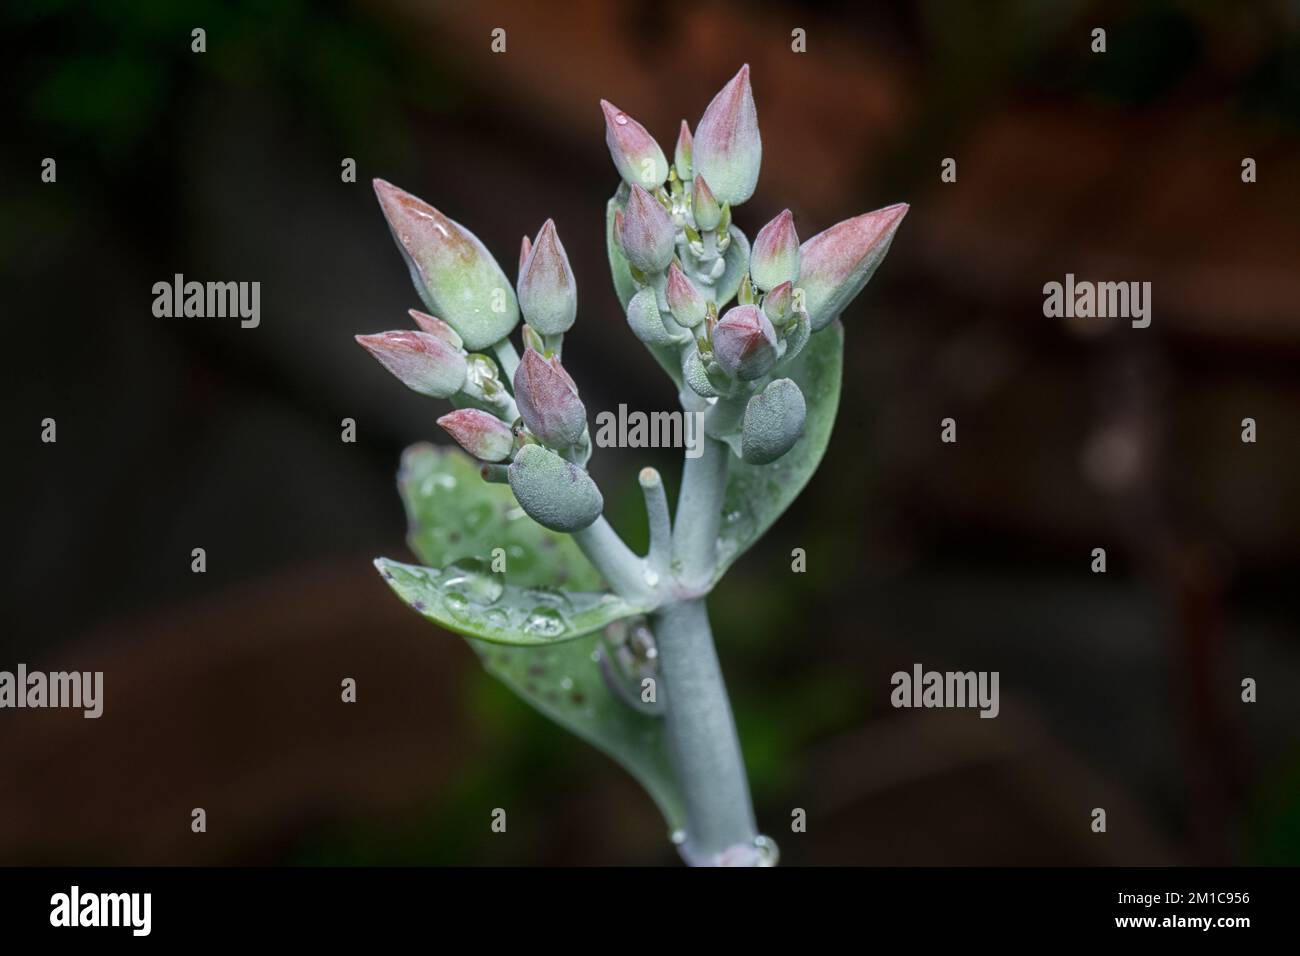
[[798, 203, 908, 331], [674, 120, 694, 182], [408, 309, 463, 349], [518, 235, 532, 277], [691, 175, 722, 231], [711, 304, 778, 381], [749, 209, 799, 292], [762, 280, 794, 324], [373, 179, 518, 350], [666, 261, 707, 328], [517, 219, 577, 336], [437, 408, 515, 462], [618, 184, 676, 275], [355, 330, 467, 398], [513, 348, 587, 450], [600, 99, 668, 189], [693, 64, 761, 206]]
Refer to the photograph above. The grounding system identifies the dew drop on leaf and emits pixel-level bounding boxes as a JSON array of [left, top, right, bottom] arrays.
[[439, 558, 504, 604], [522, 606, 567, 638]]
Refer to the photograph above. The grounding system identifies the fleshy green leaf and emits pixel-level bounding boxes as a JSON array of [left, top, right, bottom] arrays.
[[380, 445, 644, 643], [383, 443, 684, 828], [375, 558, 636, 646], [712, 321, 843, 582]]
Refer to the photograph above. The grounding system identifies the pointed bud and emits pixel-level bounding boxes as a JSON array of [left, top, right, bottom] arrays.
[[517, 219, 578, 336], [373, 180, 518, 350], [521, 322, 546, 355], [408, 309, 463, 349], [798, 203, 908, 331], [513, 349, 587, 450], [518, 235, 532, 277], [749, 209, 799, 292], [741, 378, 806, 464], [693, 64, 761, 206], [600, 100, 668, 189], [355, 330, 467, 398], [618, 184, 676, 275], [675, 120, 694, 182], [626, 286, 683, 348], [763, 281, 794, 324], [691, 175, 722, 231], [711, 305, 778, 381], [666, 262, 707, 328], [437, 408, 514, 462], [508, 443, 603, 533]]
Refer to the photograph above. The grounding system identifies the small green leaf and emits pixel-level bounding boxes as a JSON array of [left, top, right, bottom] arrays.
[[376, 557, 640, 646], [384, 443, 684, 828], [712, 321, 842, 581]]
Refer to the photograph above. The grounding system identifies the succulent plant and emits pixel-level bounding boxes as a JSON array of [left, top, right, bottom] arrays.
[[358, 64, 906, 866]]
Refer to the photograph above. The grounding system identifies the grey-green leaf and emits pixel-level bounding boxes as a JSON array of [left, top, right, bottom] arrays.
[[383, 443, 683, 828], [712, 321, 842, 581]]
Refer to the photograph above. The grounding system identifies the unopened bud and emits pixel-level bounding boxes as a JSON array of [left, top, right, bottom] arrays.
[[711, 304, 778, 381], [518, 219, 577, 335], [741, 378, 806, 464], [691, 175, 722, 232], [600, 99, 669, 189], [693, 64, 761, 206], [513, 348, 587, 450], [666, 262, 707, 328], [508, 443, 604, 533], [619, 184, 676, 275], [355, 330, 467, 398], [437, 408, 514, 462], [372, 179, 518, 350], [749, 209, 799, 292], [799, 203, 908, 331]]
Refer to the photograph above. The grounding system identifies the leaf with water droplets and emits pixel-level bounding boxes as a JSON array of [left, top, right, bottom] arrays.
[[376, 557, 641, 646], [380, 443, 684, 828], [712, 321, 842, 582], [379, 445, 648, 644]]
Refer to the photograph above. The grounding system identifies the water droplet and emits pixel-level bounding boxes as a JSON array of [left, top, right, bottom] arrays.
[[642, 568, 660, 587], [522, 606, 567, 638], [522, 586, 572, 611], [670, 829, 686, 845], [443, 590, 471, 620], [483, 608, 510, 629], [560, 676, 574, 690], [439, 558, 504, 604], [614, 112, 629, 126]]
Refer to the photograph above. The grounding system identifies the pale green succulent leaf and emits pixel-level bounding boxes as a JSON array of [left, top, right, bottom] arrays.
[[712, 321, 842, 582], [383, 443, 683, 828]]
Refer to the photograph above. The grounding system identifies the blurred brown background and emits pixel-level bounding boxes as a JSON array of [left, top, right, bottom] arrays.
[[2, 0, 1298, 865]]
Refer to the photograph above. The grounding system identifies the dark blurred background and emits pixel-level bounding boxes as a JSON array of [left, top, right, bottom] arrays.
[[2, 0, 1298, 865]]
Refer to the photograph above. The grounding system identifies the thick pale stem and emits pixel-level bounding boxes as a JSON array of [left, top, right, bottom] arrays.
[[671, 433, 728, 585], [652, 597, 758, 865], [572, 516, 651, 603]]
